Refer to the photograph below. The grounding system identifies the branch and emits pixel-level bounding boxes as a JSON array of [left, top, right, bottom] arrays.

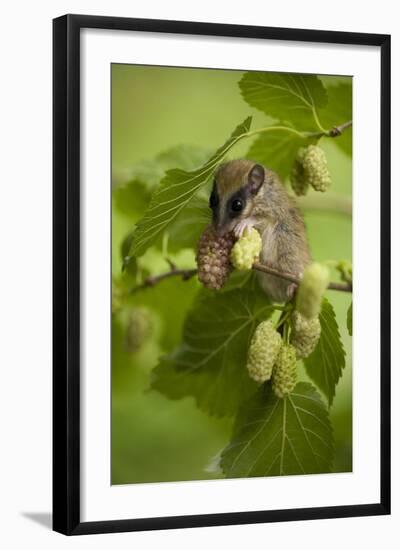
[[245, 120, 352, 142], [308, 120, 352, 139], [130, 261, 352, 294], [252, 262, 352, 293], [327, 120, 353, 137], [130, 263, 197, 293]]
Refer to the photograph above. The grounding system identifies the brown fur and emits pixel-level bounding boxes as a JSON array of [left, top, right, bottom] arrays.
[[214, 160, 254, 196], [213, 160, 312, 302]]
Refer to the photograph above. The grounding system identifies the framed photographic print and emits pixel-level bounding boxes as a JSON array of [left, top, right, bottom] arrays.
[[53, 14, 391, 535]]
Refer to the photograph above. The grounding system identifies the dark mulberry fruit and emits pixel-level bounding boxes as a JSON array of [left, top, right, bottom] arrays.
[[196, 226, 235, 290]]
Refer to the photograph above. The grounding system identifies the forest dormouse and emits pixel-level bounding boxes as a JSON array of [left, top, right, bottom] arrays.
[[209, 159, 311, 302]]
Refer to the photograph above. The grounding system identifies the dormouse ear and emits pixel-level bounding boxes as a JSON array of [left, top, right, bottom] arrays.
[[248, 164, 265, 195]]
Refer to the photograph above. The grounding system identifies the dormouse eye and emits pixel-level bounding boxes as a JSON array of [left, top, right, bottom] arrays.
[[231, 198, 243, 212]]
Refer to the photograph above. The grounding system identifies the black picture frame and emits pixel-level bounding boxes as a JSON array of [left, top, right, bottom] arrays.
[[53, 14, 391, 535]]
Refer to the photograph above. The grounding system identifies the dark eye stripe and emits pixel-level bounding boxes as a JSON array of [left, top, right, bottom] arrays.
[[209, 191, 219, 209], [209, 182, 219, 211]]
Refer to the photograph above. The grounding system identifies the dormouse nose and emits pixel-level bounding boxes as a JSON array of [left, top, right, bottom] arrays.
[[215, 224, 226, 237]]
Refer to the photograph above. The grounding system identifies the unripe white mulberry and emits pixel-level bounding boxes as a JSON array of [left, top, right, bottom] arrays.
[[302, 145, 331, 192], [112, 284, 125, 315], [125, 307, 153, 353], [290, 145, 331, 195], [336, 259, 352, 284], [246, 320, 282, 383], [290, 148, 309, 196], [230, 227, 262, 271], [196, 226, 235, 290], [291, 311, 321, 359], [296, 262, 330, 319], [272, 344, 297, 398]]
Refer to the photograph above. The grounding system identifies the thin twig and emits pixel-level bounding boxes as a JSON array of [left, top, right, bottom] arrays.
[[307, 120, 352, 139], [328, 120, 353, 137], [245, 120, 352, 142], [252, 262, 352, 293], [129, 267, 197, 293], [130, 262, 352, 294]]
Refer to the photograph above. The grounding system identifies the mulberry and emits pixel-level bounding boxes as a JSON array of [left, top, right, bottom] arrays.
[[196, 226, 235, 290], [246, 320, 282, 383], [290, 148, 309, 196], [272, 344, 297, 398], [112, 284, 125, 315], [336, 259, 352, 284], [302, 145, 331, 192], [291, 311, 321, 359], [125, 307, 153, 353], [290, 145, 331, 195], [296, 262, 330, 319], [230, 227, 262, 271]]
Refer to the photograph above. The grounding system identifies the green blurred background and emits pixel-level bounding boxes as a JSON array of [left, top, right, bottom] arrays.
[[111, 65, 352, 485]]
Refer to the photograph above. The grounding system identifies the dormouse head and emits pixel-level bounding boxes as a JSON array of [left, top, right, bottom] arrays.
[[209, 160, 265, 235]]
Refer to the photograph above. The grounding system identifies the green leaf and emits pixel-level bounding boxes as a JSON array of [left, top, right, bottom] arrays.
[[113, 145, 212, 220], [120, 231, 138, 276], [321, 82, 352, 125], [165, 195, 211, 252], [119, 145, 212, 190], [320, 82, 352, 156], [156, 144, 213, 173], [151, 282, 272, 417], [220, 270, 256, 293], [239, 72, 327, 130], [303, 298, 346, 406], [129, 117, 252, 257], [113, 179, 151, 220], [347, 302, 352, 336], [246, 130, 316, 181], [118, 192, 210, 265], [132, 276, 200, 352], [221, 382, 333, 478]]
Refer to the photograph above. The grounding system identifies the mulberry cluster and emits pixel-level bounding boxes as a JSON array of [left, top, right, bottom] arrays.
[[296, 262, 330, 319], [272, 344, 297, 398], [246, 320, 282, 383], [112, 284, 125, 315], [125, 307, 153, 353], [196, 226, 235, 290], [290, 145, 331, 196], [230, 227, 262, 271], [291, 311, 321, 359], [302, 145, 331, 192], [336, 259, 352, 284], [290, 151, 310, 196]]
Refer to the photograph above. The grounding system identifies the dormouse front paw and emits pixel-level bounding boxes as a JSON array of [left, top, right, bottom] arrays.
[[233, 219, 255, 238], [286, 282, 298, 300]]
